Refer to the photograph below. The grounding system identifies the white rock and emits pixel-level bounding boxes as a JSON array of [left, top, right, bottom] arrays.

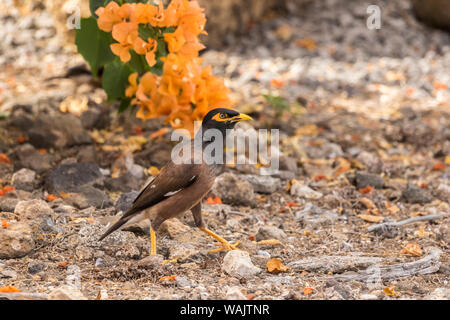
[[426, 288, 450, 300], [0, 222, 35, 259], [435, 184, 450, 202], [11, 168, 36, 191], [290, 184, 323, 199], [360, 293, 378, 300], [48, 285, 87, 300], [222, 250, 261, 278], [226, 286, 246, 300], [14, 199, 54, 220]]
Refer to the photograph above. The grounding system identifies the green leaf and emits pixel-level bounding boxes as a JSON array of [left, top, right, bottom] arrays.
[[138, 25, 159, 41], [128, 50, 149, 73], [118, 98, 132, 113], [102, 59, 133, 102], [75, 17, 115, 77]]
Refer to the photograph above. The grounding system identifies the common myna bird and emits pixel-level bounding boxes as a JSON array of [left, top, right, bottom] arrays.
[[99, 108, 252, 255]]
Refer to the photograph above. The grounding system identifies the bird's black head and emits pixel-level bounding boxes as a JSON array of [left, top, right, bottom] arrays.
[[201, 108, 252, 133]]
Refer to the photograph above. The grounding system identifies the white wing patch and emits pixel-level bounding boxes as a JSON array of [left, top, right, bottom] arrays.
[[164, 189, 182, 197]]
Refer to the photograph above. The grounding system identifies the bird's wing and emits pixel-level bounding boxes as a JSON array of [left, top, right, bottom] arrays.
[[127, 161, 198, 218], [99, 161, 198, 240]]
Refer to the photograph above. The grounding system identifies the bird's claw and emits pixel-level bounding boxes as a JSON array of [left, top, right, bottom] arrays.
[[208, 240, 241, 254]]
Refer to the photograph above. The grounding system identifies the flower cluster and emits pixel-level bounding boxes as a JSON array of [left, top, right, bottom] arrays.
[[95, 0, 232, 134]]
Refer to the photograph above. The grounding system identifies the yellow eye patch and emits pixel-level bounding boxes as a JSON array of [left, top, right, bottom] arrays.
[[212, 113, 229, 122]]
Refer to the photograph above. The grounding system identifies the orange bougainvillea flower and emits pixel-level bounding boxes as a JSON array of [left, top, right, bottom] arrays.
[[125, 73, 139, 98], [359, 185, 373, 194], [96, 1, 123, 32], [432, 162, 446, 171], [0, 286, 20, 293], [303, 287, 314, 295], [205, 196, 222, 205], [0, 153, 11, 164], [133, 37, 158, 66], [159, 275, 177, 282], [46, 194, 59, 202], [1, 218, 11, 229], [0, 186, 15, 196], [266, 258, 289, 273]]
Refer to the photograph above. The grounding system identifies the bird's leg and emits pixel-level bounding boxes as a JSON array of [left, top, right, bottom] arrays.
[[150, 227, 157, 255], [192, 202, 240, 253]]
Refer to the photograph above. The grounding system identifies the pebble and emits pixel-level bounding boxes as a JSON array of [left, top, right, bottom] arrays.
[[359, 293, 379, 300], [0, 222, 35, 259], [425, 288, 450, 300], [14, 199, 54, 220], [255, 226, 287, 241], [240, 174, 281, 194], [159, 218, 191, 239], [45, 163, 103, 193], [355, 172, 384, 189], [290, 183, 323, 199], [226, 286, 246, 300], [222, 250, 261, 279], [401, 182, 433, 203], [11, 168, 37, 192], [435, 184, 450, 203], [213, 172, 257, 207], [48, 285, 87, 300]]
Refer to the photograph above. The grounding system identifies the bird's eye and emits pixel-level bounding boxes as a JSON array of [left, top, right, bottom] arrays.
[[219, 113, 226, 119]]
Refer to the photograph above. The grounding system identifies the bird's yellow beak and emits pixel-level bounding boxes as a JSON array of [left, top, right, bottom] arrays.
[[230, 113, 253, 123]]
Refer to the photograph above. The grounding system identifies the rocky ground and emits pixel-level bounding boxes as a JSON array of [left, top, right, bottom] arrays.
[[0, 0, 449, 300]]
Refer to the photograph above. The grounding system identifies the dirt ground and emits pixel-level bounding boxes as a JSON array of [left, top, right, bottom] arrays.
[[0, 0, 449, 300]]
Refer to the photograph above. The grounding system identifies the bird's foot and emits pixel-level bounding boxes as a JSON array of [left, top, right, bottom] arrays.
[[162, 258, 178, 265], [208, 240, 241, 254]]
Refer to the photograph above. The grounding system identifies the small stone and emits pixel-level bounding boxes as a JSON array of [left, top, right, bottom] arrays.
[[402, 182, 433, 203], [104, 172, 141, 192], [306, 142, 343, 159], [77, 145, 97, 163], [212, 172, 257, 207], [45, 163, 103, 193], [64, 185, 113, 209], [15, 144, 52, 173], [0, 222, 35, 259], [226, 286, 246, 300], [279, 155, 298, 172], [356, 151, 382, 173], [48, 285, 87, 300], [115, 191, 140, 213], [159, 218, 191, 239], [28, 114, 91, 149], [359, 293, 379, 300], [255, 226, 287, 241], [11, 168, 37, 191], [14, 199, 54, 220], [290, 183, 323, 199], [175, 276, 191, 289], [169, 245, 200, 261], [425, 288, 450, 300], [137, 254, 164, 268], [240, 174, 281, 194], [28, 262, 46, 274], [435, 184, 450, 202], [355, 172, 383, 189], [0, 197, 19, 212], [222, 250, 261, 279]]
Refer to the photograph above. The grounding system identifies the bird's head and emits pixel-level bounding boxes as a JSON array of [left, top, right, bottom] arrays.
[[201, 108, 252, 133]]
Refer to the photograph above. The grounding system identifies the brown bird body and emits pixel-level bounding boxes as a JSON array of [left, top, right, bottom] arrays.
[[99, 108, 252, 254]]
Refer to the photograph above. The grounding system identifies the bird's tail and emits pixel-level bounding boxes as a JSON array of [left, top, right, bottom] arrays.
[[98, 209, 137, 241]]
